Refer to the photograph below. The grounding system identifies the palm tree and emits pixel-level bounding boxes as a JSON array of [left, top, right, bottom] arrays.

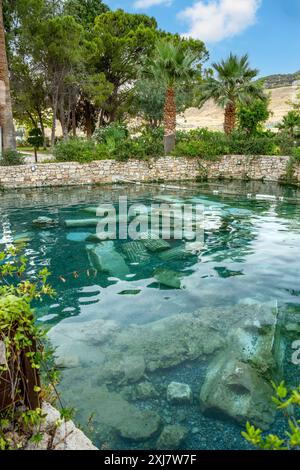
[[199, 54, 264, 134], [144, 40, 199, 154], [278, 111, 300, 138], [0, 0, 16, 151]]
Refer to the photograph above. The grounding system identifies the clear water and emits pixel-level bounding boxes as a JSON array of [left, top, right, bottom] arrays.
[[1, 181, 300, 450]]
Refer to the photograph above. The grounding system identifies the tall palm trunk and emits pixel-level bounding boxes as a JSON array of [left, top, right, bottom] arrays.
[[163, 86, 176, 154], [224, 102, 236, 135], [0, 0, 16, 151]]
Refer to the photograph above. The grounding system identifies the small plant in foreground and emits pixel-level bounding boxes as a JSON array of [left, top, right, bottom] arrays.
[[0, 247, 56, 449], [242, 382, 300, 450], [0, 150, 24, 166]]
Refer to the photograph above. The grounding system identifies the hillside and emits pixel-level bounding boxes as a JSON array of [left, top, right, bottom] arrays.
[[177, 74, 299, 132]]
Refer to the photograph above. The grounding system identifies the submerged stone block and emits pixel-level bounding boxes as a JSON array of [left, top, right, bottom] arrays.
[[167, 382, 192, 403], [154, 268, 183, 289], [141, 235, 171, 253], [159, 246, 195, 262], [121, 241, 150, 264], [87, 242, 129, 279], [199, 353, 276, 430], [65, 218, 100, 228]]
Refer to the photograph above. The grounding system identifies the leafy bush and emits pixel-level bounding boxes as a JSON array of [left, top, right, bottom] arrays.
[[53, 127, 164, 163], [228, 131, 278, 156], [0, 150, 24, 166], [93, 122, 129, 145], [238, 98, 271, 135], [243, 382, 300, 450], [292, 147, 300, 160], [173, 128, 295, 159], [53, 138, 98, 163]]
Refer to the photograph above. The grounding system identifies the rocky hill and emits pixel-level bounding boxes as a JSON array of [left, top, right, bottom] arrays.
[[261, 71, 300, 89], [177, 72, 299, 132]]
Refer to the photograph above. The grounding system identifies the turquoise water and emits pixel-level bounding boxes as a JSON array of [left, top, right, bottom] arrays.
[[1, 181, 300, 450]]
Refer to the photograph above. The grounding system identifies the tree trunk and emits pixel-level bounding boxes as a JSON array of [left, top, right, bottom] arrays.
[[72, 104, 76, 137], [0, 0, 16, 151], [37, 112, 46, 149], [224, 102, 236, 135], [51, 91, 58, 148], [85, 101, 93, 138], [163, 87, 176, 154]]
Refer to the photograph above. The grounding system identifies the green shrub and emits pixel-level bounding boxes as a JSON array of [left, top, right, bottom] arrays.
[[292, 147, 300, 160], [93, 122, 129, 145], [173, 128, 295, 158], [53, 138, 97, 163], [243, 382, 300, 450], [0, 149, 24, 166]]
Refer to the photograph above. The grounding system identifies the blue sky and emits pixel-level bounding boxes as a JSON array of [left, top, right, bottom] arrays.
[[104, 0, 300, 77]]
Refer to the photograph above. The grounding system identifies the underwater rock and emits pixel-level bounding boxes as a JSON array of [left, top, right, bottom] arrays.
[[199, 353, 276, 430], [156, 425, 187, 450], [95, 309, 226, 378], [67, 232, 91, 242], [227, 306, 282, 377], [87, 242, 130, 279], [141, 236, 171, 253], [121, 241, 150, 265], [13, 232, 33, 244], [48, 318, 119, 368], [96, 354, 145, 385], [95, 386, 161, 441], [167, 382, 192, 404], [32, 216, 58, 228], [135, 382, 159, 400], [65, 218, 100, 228], [159, 246, 195, 262], [81, 206, 99, 215], [154, 268, 183, 289]]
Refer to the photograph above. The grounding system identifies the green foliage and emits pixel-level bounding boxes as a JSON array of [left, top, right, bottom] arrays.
[[0, 150, 24, 166], [242, 382, 300, 450], [278, 111, 300, 138], [172, 128, 290, 158], [63, 0, 109, 29], [173, 129, 228, 159], [132, 79, 194, 127], [53, 126, 164, 162], [0, 247, 57, 449], [143, 39, 202, 89], [28, 128, 43, 149], [199, 53, 264, 109], [53, 138, 98, 163], [93, 122, 129, 145], [238, 98, 271, 135]]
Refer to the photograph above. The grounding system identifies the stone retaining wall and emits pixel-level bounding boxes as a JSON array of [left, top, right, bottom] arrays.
[[0, 155, 298, 189]]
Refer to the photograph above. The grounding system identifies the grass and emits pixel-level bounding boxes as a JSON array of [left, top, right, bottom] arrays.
[[17, 146, 52, 154]]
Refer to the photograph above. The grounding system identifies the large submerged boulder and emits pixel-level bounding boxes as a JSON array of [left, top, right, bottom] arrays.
[[95, 386, 161, 441], [87, 242, 130, 279], [199, 353, 276, 430]]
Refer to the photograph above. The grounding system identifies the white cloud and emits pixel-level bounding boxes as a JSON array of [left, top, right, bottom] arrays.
[[133, 0, 173, 9], [179, 0, 261, 43]]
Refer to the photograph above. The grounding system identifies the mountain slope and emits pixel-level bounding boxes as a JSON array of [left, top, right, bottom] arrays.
[[177, 73, 299, 132]]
